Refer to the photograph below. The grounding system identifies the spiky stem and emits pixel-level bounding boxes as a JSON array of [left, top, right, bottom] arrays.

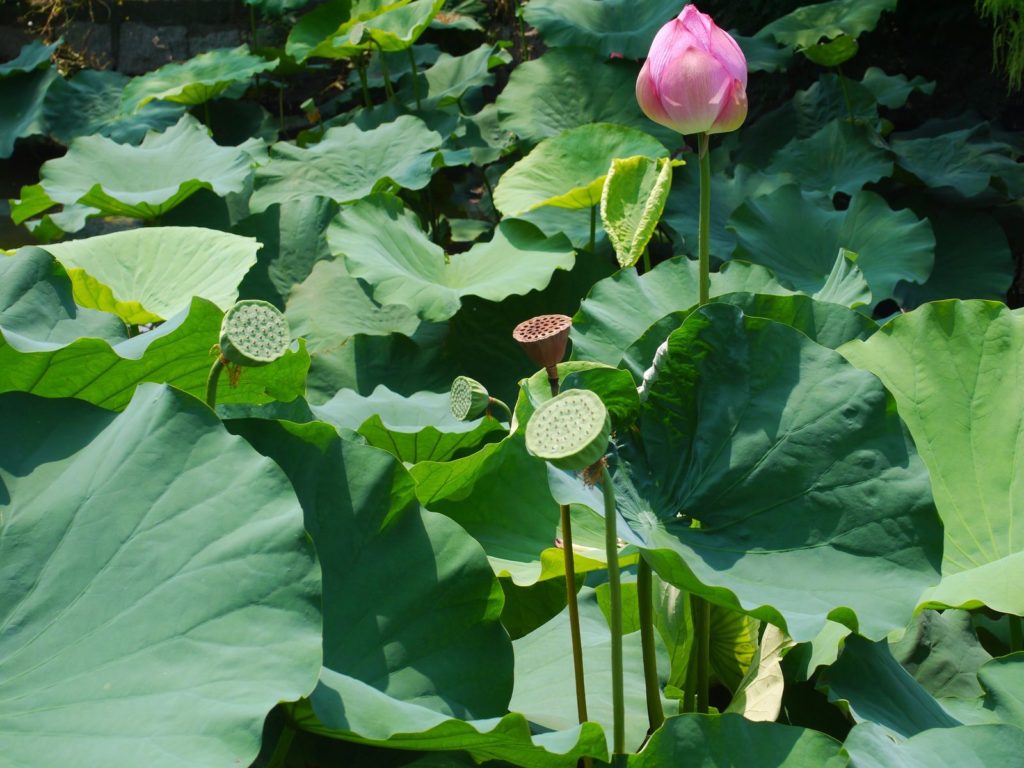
[[697, 132, 711, 305], [601, 465, 626, 762], [486, 397, 513, 424], [206, 356, 226, 410], [561, 503, 590, 730], [638, 557, 665, 736], [406, 47, 422, 110]]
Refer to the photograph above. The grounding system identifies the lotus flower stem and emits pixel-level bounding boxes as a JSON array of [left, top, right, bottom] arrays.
[[486, 396, 513, 424], [266, 720, 296, 768], [694, 594, 711, 713], [601, 465, 626, 761], [559, 503, 589, 727], [637, 557, 664, 736], [407, 47, 422, 110], [697, 132, 711, 305], [589, 204, 597, 254], [373, 41, 395, 100], [1011, 614, 1023, 653], [836, 65, 855, 122], [206, 355, 226, 409], [356, 61, 372, 108]]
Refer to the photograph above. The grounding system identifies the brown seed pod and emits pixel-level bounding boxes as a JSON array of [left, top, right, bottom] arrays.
[[512, 315, 572, 389]]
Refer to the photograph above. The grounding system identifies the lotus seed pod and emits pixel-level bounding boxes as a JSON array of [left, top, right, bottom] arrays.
[[512, 314, 572, 370], [218, 300, 291, 367], [450, 376, 491, 421], [525, 389, 611, 471]]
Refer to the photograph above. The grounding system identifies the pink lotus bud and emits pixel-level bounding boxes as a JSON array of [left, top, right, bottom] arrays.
[[636, 5, 748, 136]]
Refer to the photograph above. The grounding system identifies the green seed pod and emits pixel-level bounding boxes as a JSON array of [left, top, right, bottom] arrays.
[[525, 389, 611, 471], [219, 300, 291, 367], [450, 375, 491, 421]]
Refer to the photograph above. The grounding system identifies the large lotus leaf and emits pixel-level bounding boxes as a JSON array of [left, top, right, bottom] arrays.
[[250, 116, 441, 212], [310, 385, 505, 463], [288, 0, 444, 60], [227, 419, 511, 718], [661, 159, 788, 260], [399, 43, 507, 110], [977, 653, 1024, 726], [494, 123, 668, 216], [234, 196, 338, 307], [0, 66, 57, 158], [291, 676, 607, 766], [725, 624, 794, 721], [510, 588, 670, 753], [39, 116, 251, 219], [758, 0, 896, 50], [842, 722, 1024, 768], [410, 434, 615, 585], [496, 48, 677, 147], [571, 256, 791, 368], [329, 195, 575, 322], [621, 291, 877, 385], [891, 610, 992, 701], [42, 69, 186, 145], [815, 248, 873, 309], [1, 295, 308, 410], [766, 119, 893, 196], [39, 226, 260, 323], [891, 126, 1024, 201], [600, 303, 943, 642], [226, 420, 605, 765], [629, 714, 844, 767], [523, 0, 682, 59], [860, 67, 935, 109], [0, 247, 126, 346], [840, 301, 1024, 614], [822, 635, 962, 738], [122, 46, 275, 110], [0, 385, 322, 768], [513, 361, 640, 433], [7, 183, 98, 239], [0, 38, 59, 77], [729, 186, 935, 301], [286, 258, 421, 350], [895, 204, 1013, 309]]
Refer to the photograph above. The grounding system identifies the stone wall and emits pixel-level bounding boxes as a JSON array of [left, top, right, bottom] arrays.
[[0, 0, 252, 74]]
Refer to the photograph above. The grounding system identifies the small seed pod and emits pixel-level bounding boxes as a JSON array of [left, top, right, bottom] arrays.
[[218, 300, 291, 367], [450, 375, 491, 421], [525, 388, 611, 471]]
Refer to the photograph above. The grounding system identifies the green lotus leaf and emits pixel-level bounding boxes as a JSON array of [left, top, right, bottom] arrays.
[[38, 115, 252, 220], [894, 204, 1013, 309], [399, 43, 508, 110], [860, 67, 935, 109], [890, 124, 1024, 201], [42, 69, 186, 145], [890, 610, 992, 700], [822, 635, 962, 737], [0, 37, 59, 77], [1, 293, 308, 411], [329, 195, 575, 322], [242, 0, 312, 14], [496, 47, 677, 147], [291, 676, 606, 766], [842, 722, 1024, 768], [729, 185, 935, 301], [522, 0, 684, 59], [0, 385, 322, 768], [732, 32, 794, 73], [0, 246, 126, 346], [757, 0, 896, 50], [38, 226, 260, 323], [601, 155, 674, 269], [629, 714, 843, 766], [725, 625, 795, 721], [251, 115, 442, 212], [800, 33, 859, 66], [510, 587, 670, 753], [0, 66, 57, 158], [815, 248, 872, 309], [494, 123, 668, 216], [840, 301, 1024, 614], [310, 385, 504, 463], [621, 290, 877, 385], [122, 46, 275, 110], [228, 419, 604, 766], [595, 304, 944, 641], [8, 183, 100, 238], [766, 119, 893, 196], [662, 160, 788, 260], [976, 653, 1024, 726], [514, 362, 640, 433], [571, 256, 791, 368], [288, 0, 444, 60], [410, 434, 618, 585], [286, 257, 421, 350]]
